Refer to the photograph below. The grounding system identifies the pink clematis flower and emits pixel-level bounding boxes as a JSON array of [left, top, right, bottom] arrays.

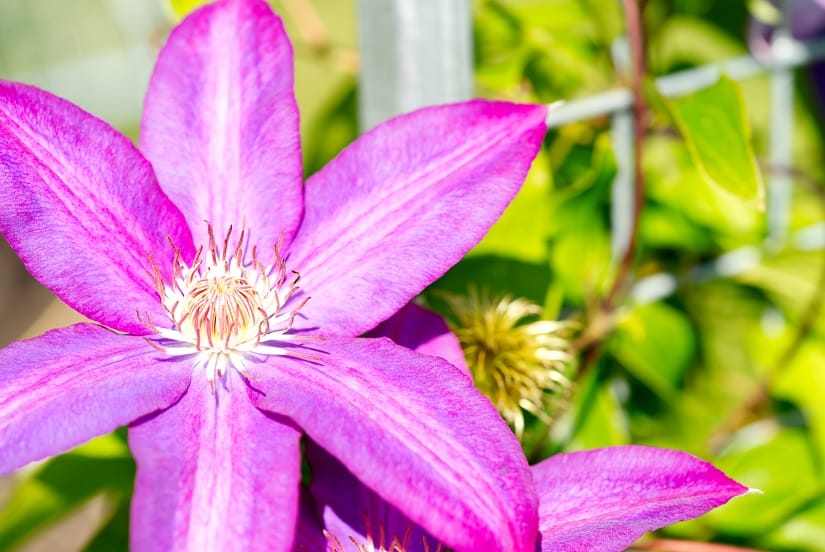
[[299, 304, 750, 552], [0, 0, 548, 549], [303, 443, 750, 552]]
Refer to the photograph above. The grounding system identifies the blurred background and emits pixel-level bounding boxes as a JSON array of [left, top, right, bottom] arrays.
[[2, 0, 825, 550]]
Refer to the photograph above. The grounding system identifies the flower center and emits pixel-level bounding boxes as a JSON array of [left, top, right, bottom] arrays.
[[145, 224, 314, 389], [180, 275, 265, 351], [323, 520, 443, 552]]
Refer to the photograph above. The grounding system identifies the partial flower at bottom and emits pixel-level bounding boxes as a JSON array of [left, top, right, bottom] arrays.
[[299, 442, 751, 552], [294, 303, 753, 552]]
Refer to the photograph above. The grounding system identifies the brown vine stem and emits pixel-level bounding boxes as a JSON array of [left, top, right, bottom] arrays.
[[604, 0, 647, 311], [632, 537, 767, 552], [281, 0, 359, 74], [574, 0, 647, 371]]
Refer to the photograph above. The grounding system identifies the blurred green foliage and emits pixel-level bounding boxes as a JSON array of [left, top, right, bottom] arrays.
[[2, 0, 825, 550]]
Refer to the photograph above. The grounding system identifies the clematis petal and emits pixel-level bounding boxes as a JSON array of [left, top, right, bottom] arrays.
[[248, 337, 538, 552], [289, 100, 547, 336], [141, 0, 303, 252], [129, 371, 302, 552], [0, 324, 191, 474], [297, 304, 466, 550], [307, 443, 436, 551], [0, 81, 194, 335], [367, 302, 469, 376], [294, 487, 328, 551], [534, 446, 750, 552]]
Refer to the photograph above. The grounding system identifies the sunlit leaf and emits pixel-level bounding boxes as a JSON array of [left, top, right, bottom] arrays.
[[470, 149, 553, 264], [644, 136, 762, 243], [773, 338, 825, 460], [166, 0, 211, 19], [640, 203, 715, 251], [0, 433, 133, 550], [759, 497, 825, 552], [665, 75, 764, 202], [647, 16, 745, 71]]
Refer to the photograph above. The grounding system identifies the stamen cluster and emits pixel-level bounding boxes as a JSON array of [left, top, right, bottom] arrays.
[[324, 517, 443, 552], [145, 224, 310, 387]]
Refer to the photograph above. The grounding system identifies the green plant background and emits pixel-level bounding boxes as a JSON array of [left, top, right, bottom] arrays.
[[0, 0, 823, 550]]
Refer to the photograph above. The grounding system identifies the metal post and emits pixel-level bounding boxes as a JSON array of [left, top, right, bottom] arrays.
[[356, 0, 473, 131], [610, 35, 636, 262]]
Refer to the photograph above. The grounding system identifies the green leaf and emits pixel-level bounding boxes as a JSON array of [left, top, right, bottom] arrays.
[[773, 338, 825, 461], [427, 255, 551, 307], [665, 75, 764, 202], [303, 80, 358, 176], [610, 302, 695, 399], [549, 211, 611, 302], [470, 149, 553, 264], [759, 497, 825, 552], [578, 0, 624, 44], [643, 135, 762, 242], [0, 434, 133, 550], [639, 203, 715, 251], [566, 369, 630, 450], [83, 499, 130, 552], [647, 16, 745, 72], [166, 0, 211, 19], [702, 426, 821, 534]]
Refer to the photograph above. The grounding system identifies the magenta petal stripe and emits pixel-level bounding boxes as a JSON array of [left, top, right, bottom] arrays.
[[140, 0, 304, 252], [248, 337, 538, 552], [129, 371, 302, 552], [289, 100, 547, 337], [0, 81, 194, 335], [0, 324, 192, 474], [534, 446, 750, 552]]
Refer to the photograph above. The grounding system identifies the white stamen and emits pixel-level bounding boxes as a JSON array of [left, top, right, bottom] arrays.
[[145, 224, 315, 388]]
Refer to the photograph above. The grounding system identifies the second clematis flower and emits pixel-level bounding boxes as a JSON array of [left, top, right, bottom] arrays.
[[298, 304, 751, 552], [302, 441, 752, 552], [0, 0, 547, 550]]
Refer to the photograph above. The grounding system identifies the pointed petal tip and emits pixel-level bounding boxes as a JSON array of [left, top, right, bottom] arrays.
[[290, 97, 548, 335], [142, 0, 303, 253], [0, 80, 194, 334], [0, 324, 192, 475], [534, 445, 751, 552], [464, 98, 548, 131]]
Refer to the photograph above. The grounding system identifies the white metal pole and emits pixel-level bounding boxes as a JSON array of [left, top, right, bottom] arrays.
[[356, 0, 473, 131]]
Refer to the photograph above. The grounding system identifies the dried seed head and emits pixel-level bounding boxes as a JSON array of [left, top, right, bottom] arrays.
[[443, 288, 577, 437]]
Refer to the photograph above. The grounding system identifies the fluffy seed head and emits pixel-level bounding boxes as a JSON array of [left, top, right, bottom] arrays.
[[443, 288, 578, 436]]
